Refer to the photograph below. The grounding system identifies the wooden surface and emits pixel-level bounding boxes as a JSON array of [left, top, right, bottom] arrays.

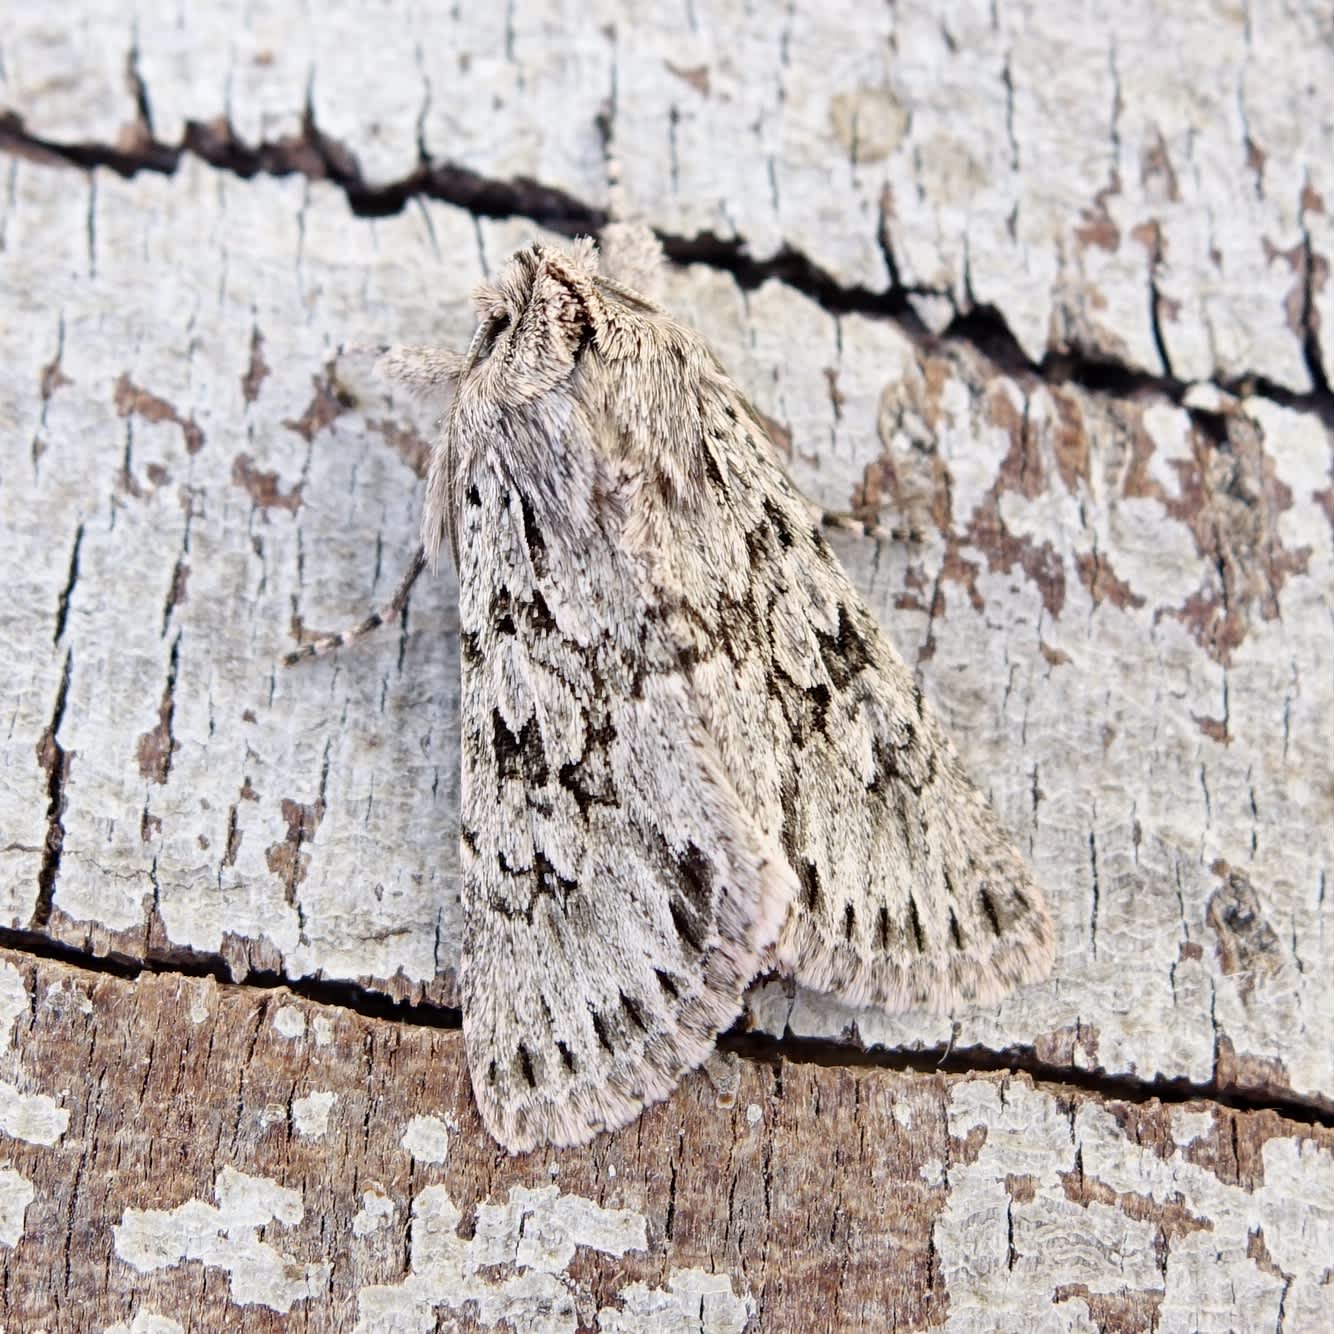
[[6, 948, 1334, 1332], [1, 3, 1332, 1330]]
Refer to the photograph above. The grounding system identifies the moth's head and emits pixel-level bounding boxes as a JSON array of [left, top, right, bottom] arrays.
[[378, 237, 649, 403], [379, 239, 665, 564], [457, 239, 662, 410]]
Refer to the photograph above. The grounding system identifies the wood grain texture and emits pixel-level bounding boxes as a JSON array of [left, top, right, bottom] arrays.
[[3, 154, 1329, 1113], [4, 2, 1331, 388], [3, 948, 1333, 1332], [1, 2, 1332, 1328]]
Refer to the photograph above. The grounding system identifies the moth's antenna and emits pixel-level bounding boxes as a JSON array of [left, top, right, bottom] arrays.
[[283, 545, 428, 666], [432, 319, 490, 572], [605, 121, 629, 228], [594, 102, 627, 224], [595, 105, 666, 302], [594, 271, 664, 312]]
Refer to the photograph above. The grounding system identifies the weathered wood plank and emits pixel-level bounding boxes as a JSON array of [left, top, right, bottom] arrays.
[[1, 151, 1330, 1116], [2, 948, 1332, 1331], [4, 2, 1331, 388], [2, 3, 1333, 1326]]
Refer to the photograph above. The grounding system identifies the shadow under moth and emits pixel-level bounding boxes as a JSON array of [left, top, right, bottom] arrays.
[[290, 223, 1054, 1153]]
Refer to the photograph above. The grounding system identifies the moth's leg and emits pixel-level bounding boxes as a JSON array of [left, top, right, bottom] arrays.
[[376, 345, 464, 399], [808, 500, 924, 546], [283, 545, 428, 666], [701, 1048, 741, 1109], [745, 398, 924, 546]]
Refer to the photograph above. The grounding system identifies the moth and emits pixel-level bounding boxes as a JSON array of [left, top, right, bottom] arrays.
[[290, 226, 1054, 1152]]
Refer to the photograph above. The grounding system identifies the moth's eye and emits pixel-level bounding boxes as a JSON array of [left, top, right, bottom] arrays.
[[475, 311, 512, 363]]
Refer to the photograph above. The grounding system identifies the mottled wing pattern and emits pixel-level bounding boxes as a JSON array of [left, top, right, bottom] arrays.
[[380, 235, 1051, 1154], [644, 374, 1055, 1015], [457, 462, 795, 1152]]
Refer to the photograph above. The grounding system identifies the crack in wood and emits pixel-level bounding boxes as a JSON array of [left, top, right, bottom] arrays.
[[1, 111, 1331, 426], [51, 523, 84, 647], [0, 923, 1328, 1131], [0, 926, 462, 1030], [722, 1029, 1334, 1130], [31, 651, 73, 931]]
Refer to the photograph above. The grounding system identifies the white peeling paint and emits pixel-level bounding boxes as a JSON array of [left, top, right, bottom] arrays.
[[0, 962, 69, 1146], [186, 982, 212, 1024], [919, 1158, 944, 1187], [212, 1165, 304, 1226], [42, 979, 93, 1017], [0, 1081, 68, 1145], [1181, 382, 1235, 414], [0, 964, 27, 1054], [312, 1016, 335, 1047], [600, 1268, 755, 1334], [1170, 1108, 1216, 1147], [112, 1166, 330, 1314], [103, 1312, 186, 1333], [292, 1091, 336, 1139], [258, 1102, 288, 1129], [401, 1114, 450, 1164], [1138, 401, 1194, 498], [354, 1184, 658, 1333], [352, 1189, 394, 1238], [0, 1167, 35, 1247], [933, 1080, 1334, 1331], [1245, 396, 1334, 550], [476, 1186, 647, 1274], [272, 1005, 307, 1039]]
